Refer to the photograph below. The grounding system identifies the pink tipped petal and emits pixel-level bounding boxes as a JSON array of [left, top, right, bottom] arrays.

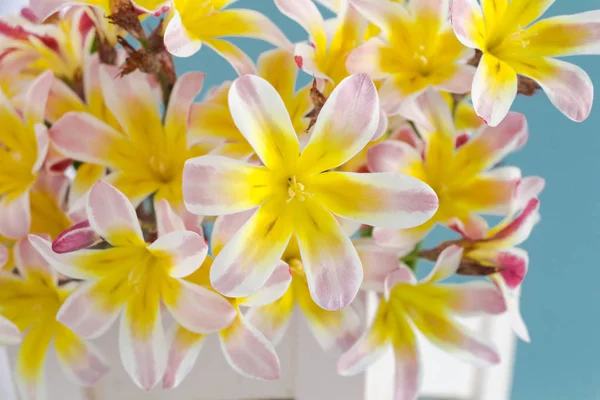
[[203, 38, 257, 76], [53, 220, 101, 254], [162, 327, 205, 389], [32, 124, 50, 173], [148, 231, 207, 278], [54, 325, 110, 387], [384, 266, 417, 300], [0, 315, 20, 345], [449, 0, 485, 49], [239, 261, 292, 307], [443, 281, 507, 316], [373, 109, 389, 141], [496, 249, 529, 289], [211, 210, 255, 256], [165, 72, 205, 135], [120, 292, 167, 390], [489, 198, 541, 246], [29, 0, 73, 20], [356, 240, 403, 292], [28, 235, 90, 279], [228, 74, 300, 171], [182, 156, 272, 217], [155, 199, 186, 237], [0, 190, 31, 240], [367, 140, 424, 174], [472, 54, 518, 127], [295, 200, 362, 311], [57, 278, 128, 339], [274, 0, 327, 51], [244, 291, 295, 346], [393, 342, 421, 400], [86, 181, 144, 246], [299, 73, 380, 174], [448, 214, 489, 240], [163, 278, 236, 334], [210, 200, 294, 298], [515, 177, 545, 209], [492, 278, 530, 342], [50, 112, 128, 168], [349, 0, 410, 42], [518, 58, 593, 123], [219, 313, 281, 380], [311, 171, 438, 229], [164, 12, 203, 57], [423, 245, 463, 283], [14, 235, 57, 283], [24, 70, 53, 125]]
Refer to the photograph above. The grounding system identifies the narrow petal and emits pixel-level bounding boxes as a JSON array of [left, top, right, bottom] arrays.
[[210, 199, 294, 298], [436, 64, 476, 94], [449, 0, 485, 49], [162, 278, 236, 334], [338, 298, 391, 376], [24, 70, 53, 127], [384, 266, 418, 299], [442, 281, 507, 316], [68, 163, 106, 211], [86, 181, 145, 246], [346, 38, 395, 80], [53, 221, 101, 254], [499, 0, 556, 34], [299, 73, 380, 174], [228, 74, 299, 171], [293, 42, 331, 80], [50, 112, 129, 168], [155, 199, 186, 237], [219, 312, 280, 380], [239, 261, 292, 307], [512, 57, 593, 123], [257, 48, 297, 103], [310, 171, 438, 229], [296, 280, 361, 351], [274, 0, 327, 52], [468, 247, 529, 289], [451, 111, 528, 181], [14, 235, 58, 283], [244, 289, 295, 346], [164, 72, 205, 137], [0, 190, 31, 240], [54, 325, 110, 386], [448, 213, 489, 241], [15, 321, 53, 400], [423, 245, 463, 283], [492, 276, 530, 342], [294, 199, 362, 311], [0, 315, 20, 344], [148, 231, 207, 278], [487, 198, 541, 247], [349, 0, 411, 43], [472, 53, 518, 127], [164, 11, 203, 58], [30, 0, 75, 20], [57, 276, 129, 339], [162, 326, 206, 389], [203, 38, 257, 76], [366, 140, 426, 180], [182, 155, 273, 216], [520, 11, 600, 57], [392, 331, 421, 400], [120, 283, 167, 390]]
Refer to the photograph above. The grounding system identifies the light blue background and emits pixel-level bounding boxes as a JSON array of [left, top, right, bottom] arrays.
[[174, 1, 600, 399]]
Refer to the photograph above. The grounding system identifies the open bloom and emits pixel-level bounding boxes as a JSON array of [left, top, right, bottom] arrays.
[[30, 0, 170, 20], [159, 201, 290, 387], [164, 0, 291, 74], [0, 70, 52, 239], [368, 89, 530, 248], [338, 245, 506, 400], [348, 0, 475, 114], [188, 48, 312, 159], [214, 211, 361, 351], [451, 0, 600, 126], [30, 181, 235, 390], [0, 236, 110, 399], [50, 66, 204, 221], [183, 73, 438, 310]]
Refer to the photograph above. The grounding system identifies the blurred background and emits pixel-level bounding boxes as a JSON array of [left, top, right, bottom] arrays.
[[172, 1, 600, 399]]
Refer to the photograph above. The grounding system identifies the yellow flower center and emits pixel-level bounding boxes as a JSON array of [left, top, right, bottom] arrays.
[[287, 176, 313, 203]]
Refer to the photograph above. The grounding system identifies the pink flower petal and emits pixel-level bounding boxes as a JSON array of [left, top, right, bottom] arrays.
[[244, 291, 295, 347], [148, 231, 207, 278], [162, 278, 236, 334], [53, 220, 101, 254], [162, 326, 206, 389], [164, 11, 203, 57], [211, 210, 255, 256], [155, 199, 186, 237], [219, 313, 280, 380], [349, 0, 410, 42], [0, 190, 31, 240], [449, 0, 484, 49], [24, 69, 53, 126], [346, 38, 392, 80], [367, 140, 424, 174], [274, 0, 327, 51], [443, 281, 507, 316], [355, 239, 404, 292], [14, 235, 58, 283], [29, 0, 74, 20], [384, 266, 417, 299], [164, 71, 205, 136], [86, 181, 145, 246], [299, 73, 380, 174], [423, 245, 463, 283], [239, 261, 292, 307], [448, 213, 489, 240]]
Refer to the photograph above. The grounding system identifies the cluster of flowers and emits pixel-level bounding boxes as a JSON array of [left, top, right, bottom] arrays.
[[0, 0, 597, 398]]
